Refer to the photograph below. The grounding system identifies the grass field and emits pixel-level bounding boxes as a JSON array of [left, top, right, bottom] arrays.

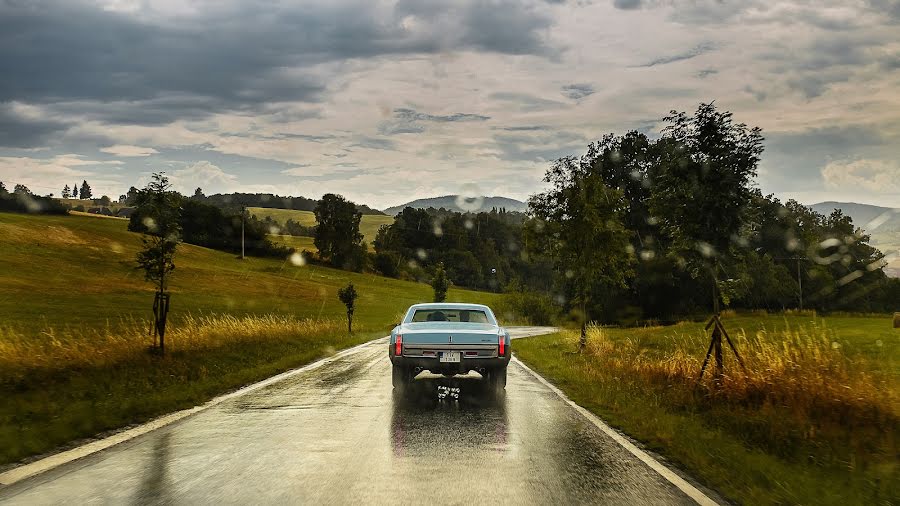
[[268, 234, 317, 252], [0, 211, 499, 465], [514, 313, 899, 505], [247, 207, 394, 245]]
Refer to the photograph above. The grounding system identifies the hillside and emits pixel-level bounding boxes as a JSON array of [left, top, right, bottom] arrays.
[[247, 207, 394, 246], [383, 195, 527, 215], [0, 212, 498, 333], [810, 201, 900, 277]]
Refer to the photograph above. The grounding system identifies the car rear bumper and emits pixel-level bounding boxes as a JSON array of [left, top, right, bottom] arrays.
[[389, 345, 510, 374]]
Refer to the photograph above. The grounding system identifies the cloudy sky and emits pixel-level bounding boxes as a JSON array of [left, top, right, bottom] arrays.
[[1, 0, 899, 209]]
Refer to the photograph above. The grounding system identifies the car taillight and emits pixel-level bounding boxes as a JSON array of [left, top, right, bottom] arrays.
[[395, 334, 402, 356], [498, 332, 505, 356]]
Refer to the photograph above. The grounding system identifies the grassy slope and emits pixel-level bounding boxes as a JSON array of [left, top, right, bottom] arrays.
[[0, 212, 496, 332], [514, 314, 899, 505], [268, 234, 317, 252], [247, 207, 394, 245], [0, 212, 499, 465]]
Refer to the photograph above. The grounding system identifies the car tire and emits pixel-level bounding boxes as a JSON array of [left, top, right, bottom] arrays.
[[487, 367, 507, 390], [392, 364, 410, 389]]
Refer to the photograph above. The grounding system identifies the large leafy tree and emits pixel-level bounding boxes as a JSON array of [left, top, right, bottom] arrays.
[[431, 262, 449, 302], [529, 155, 635, 349], [649, 103, 764, 311], [314, 193, 365, 270]]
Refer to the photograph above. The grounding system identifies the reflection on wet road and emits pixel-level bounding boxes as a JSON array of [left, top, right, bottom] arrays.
[[0, 328, 700, 505]]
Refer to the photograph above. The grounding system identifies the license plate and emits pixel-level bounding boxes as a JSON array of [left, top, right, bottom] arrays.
[[439, 351, 461, 363]]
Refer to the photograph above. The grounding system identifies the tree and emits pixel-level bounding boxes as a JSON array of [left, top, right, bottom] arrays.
[[73, 182, 79, 199], [79, 180, 93, 200], [314, 193, 365, 270], [62, 185, 71, 199], [135, 173, 181, 354], [124, 186, 139, 205], [530, 154, 635, 350], [99, 195, 111, 207], [192, 187, 206, 200], [0, 182, 6, 194], [431, 262, 449, 302], [337, 282, 358, 334], [13, 184, 31, 194], [649, 103, 763, 312]]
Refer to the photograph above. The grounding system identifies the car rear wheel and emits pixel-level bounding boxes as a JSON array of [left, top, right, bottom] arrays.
[[392, 364, 411, 389], [487, 367, 507, 389]]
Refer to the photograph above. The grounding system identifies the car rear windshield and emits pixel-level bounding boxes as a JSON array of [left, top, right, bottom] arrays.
[[410, 309, 490, 323]]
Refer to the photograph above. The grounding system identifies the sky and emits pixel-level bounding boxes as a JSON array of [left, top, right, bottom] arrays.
[[1, 0, 899, 210]]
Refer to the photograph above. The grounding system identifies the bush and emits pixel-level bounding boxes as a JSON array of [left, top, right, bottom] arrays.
[[496, 286, 558, 325]]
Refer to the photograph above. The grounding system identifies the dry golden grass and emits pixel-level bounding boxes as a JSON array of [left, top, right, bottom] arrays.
[[573, 321, 897, 434], [0, 314, 345, 381]]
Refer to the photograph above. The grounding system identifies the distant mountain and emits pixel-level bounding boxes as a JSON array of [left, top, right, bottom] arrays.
[[383, 195, 528, 216], [810, 201, 900, 278], [809, 202, 899, 230]]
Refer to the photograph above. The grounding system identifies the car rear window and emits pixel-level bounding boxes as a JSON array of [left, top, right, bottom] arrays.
[[410, 309, 490, 323]]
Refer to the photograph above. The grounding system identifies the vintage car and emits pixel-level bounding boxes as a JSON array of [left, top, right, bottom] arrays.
[[389, 303, 510, 389]]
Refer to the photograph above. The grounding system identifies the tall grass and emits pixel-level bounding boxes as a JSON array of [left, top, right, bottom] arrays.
[[572, 321, 897, 463], [0, 314, 345, 384]]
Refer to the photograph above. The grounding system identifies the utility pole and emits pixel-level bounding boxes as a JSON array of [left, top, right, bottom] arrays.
[[797, 257, 803, 311], [241, 206, 246, 260]]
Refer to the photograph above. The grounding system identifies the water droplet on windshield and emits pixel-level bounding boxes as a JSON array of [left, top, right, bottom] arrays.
[[289, 252, 305, 266], [455, 183, 484, 213]]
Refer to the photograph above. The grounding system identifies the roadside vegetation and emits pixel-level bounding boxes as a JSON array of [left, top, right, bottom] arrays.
[[515, 313, 899, 505], [0, 211, 499, 466]]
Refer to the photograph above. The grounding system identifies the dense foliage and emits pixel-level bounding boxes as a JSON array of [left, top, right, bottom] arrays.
[[0, 183, 68, 214], [129, 193, 287, 257], [193, 192, 384, 216], [314, 193, 367, 270]]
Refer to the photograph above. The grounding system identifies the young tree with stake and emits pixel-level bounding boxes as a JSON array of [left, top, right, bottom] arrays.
[[338, 283, 358, 334], [135, 173, 181, 354]]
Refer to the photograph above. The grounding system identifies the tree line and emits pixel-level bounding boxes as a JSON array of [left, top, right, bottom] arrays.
[[309, 103, 898, 324]]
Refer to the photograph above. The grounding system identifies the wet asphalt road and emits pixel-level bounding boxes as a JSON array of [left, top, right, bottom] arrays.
[[0, 327, 703, 505]]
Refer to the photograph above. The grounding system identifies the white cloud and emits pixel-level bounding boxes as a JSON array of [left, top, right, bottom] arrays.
[[166, 161, 238, 194], [99, 145, 159, 157], [0, 155, 123, 196], [822, 159, 900, 193]]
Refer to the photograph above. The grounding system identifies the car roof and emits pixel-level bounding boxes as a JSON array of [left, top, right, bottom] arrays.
[[408, 303, 491, 310]]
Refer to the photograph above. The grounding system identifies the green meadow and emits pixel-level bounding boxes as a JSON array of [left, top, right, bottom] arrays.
[[247, 207, 394, 245]]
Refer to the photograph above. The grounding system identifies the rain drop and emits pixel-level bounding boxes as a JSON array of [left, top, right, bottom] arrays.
[[289, 252, 305, 266]]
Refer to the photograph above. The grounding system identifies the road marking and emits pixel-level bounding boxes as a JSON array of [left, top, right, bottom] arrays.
[[512, 357, 720, 506], [0, 337, 387, 487]]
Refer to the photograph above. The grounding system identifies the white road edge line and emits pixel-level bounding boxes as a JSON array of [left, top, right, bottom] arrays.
[[512, 356, 720, 506], [0, 337, 388, 487]]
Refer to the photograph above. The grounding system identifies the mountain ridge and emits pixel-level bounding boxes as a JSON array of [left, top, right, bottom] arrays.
[[382, 195, 527, 215]]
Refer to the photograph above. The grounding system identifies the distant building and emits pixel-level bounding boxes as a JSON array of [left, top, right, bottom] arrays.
[[88, 207, 114, 216], [116, 207, 136, 218]]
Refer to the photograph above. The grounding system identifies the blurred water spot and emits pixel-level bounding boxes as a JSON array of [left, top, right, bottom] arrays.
[[837, 270, 863, 286], [564, 269, 574, 279], [416, 248, 428, 260], [433, 224, 443, 237], [785, 237, 800, 252], [696, 241, 715, 258], [831, 341, 841, 349], [289, 252, 305, 266], [464, 219, 474, 230], [640, 250, 655, 261], [876, 340, 883, 347], [109, 242, 124, 254], [269, 226, 281, 235], [455, 183, 484, 213], [142, 217, 157, 232]]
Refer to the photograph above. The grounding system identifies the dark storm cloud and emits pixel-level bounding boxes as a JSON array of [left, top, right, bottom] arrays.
[[0, 0, 556, 126], [636, 42, 716, 67], [560, 84, 595, 100], [0, 103, 71, 148]]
